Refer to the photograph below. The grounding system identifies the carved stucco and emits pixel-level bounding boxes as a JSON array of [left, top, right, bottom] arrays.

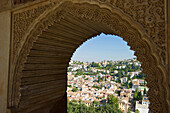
[[12, 0, 167, 65], [9, 0, 168, 113], [12, 2, 53, 61], [0, 0, 11, 12]]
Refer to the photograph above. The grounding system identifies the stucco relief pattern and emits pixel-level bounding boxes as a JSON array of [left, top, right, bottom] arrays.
[[11, 0, 166, 66], [12, 3, 54, 61], [101, 0, 166, 64], [0, 0, 11, 11], [10, 4, 56, 106], [11, 10, 65, 108], [10, 0, 168, 113]]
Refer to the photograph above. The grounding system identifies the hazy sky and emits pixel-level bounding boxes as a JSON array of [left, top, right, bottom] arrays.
[[71, 33, 135, 62]]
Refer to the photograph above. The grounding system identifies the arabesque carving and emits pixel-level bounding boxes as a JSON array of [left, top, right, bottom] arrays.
[[12, 0, 166, 64], [9, 0, 168, 113], [97, 0, 166, 64], [12, 3, 53, 61], [111, 0, 166, 64]]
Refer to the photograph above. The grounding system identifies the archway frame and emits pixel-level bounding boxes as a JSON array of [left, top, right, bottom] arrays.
[[8, 0, 169, 113]]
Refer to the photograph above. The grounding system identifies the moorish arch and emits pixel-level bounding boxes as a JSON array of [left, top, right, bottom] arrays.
[[7, 0, 169, 113]]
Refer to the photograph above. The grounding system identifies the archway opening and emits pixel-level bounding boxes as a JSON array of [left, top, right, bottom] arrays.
[[67, 33, 149, 113], [9, 1, 165, 113]]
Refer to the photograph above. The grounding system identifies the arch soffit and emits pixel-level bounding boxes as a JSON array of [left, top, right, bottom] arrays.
[[11, 1, 168, 113]]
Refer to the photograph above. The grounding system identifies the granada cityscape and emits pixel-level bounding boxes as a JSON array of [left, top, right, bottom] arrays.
[[67, 58, 150, 113]]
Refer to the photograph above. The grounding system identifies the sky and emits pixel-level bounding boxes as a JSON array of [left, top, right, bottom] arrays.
[[71, 33, 135, 62]]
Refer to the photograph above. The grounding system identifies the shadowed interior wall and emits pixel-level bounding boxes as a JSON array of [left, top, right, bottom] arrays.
[[15, 13, 114, 113]]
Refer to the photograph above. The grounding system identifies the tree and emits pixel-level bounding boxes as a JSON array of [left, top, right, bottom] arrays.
[[137, 92, 143, 101], [126, 83, 130, 89], [127, 108, 131, 113], [117, 77, 121, 83], [82, 65, 85, 71], [87, 65, 90, 71], [144, 81, 146, 86], [144, 88, 147, 94], [97, 70, 100, 74], [98, 76, 102, 83], [74, 74, 78, 77], [135, 88, 138, 93], [133, 100, 136, 107], [137, 73, 146, 79], [67, 99, 123, 113], [133, 88, 143, 101], [68, 85, 72, 87], [72, 87, 78, 92], [129, 81, 132, 88], [125, 68, 128, 74], [91, 62, 100, 67], [117, 71, 123, 78], [92, 100, 99, 107], [107, 95, 119, 108], [133, 91, 138, 100], [135, 109, 140, 113], [128, 75, 131, 81], [68, 68, 72, 72], [133, 75, 137, 79], [106, 63, 113, 70]]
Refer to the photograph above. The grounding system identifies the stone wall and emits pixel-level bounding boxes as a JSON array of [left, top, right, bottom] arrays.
[[0, 11, 11, 113]]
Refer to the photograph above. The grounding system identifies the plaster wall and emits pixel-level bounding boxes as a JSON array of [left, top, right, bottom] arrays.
[[0, 11, 11, 113]]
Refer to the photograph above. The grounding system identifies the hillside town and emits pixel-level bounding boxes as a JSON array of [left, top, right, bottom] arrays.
[[67, 58, 150, 113]]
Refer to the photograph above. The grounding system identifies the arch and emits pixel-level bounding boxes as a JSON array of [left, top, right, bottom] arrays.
[[9, 1, 168, 113]]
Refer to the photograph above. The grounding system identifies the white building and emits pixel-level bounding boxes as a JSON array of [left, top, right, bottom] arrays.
[[128, 71, 141, 78], [135, 100, 149, 113], [121, 77, 128, 83], [119, 100, 129, 112], [67, 72, 72, 75], [106, 70, 109, 73], [114, 70, 119, 74]]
